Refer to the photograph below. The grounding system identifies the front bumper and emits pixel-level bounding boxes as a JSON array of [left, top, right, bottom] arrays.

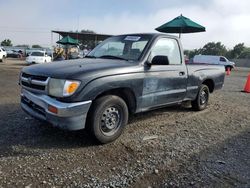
[[21, 89, 92, 130]]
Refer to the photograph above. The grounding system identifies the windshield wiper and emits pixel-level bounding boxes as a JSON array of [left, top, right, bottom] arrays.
[[99, 55, 128, 61], [85, 55, 96, 58]]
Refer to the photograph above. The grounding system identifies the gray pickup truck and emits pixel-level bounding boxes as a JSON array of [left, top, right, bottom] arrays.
[[20, 33, 225, 143]]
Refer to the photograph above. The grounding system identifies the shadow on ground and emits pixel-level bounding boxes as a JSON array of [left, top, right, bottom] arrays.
[[0, 102, 192, 158]]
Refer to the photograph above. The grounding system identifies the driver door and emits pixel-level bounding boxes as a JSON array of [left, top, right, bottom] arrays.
[[141, 37, 187, 109]]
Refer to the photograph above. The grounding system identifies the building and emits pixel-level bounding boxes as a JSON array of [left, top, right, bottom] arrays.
[[52, 30, 112, 49]]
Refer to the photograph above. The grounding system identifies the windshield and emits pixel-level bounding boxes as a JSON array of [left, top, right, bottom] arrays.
[[31, 52, 44, 56], [88, 35, 151, 61]]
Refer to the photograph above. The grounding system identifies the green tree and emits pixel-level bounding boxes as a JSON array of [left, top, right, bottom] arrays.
[[233, 43, 245, 57], [80, 29, 95, 34], [32, 44, 42, 48], [16, 44, 29, 48], [200, 42, 227, 56], [1, 39, 13, 46], [184, 48, 202, 59], [227, 43, 245, 59], [239, 48, 250, 58]]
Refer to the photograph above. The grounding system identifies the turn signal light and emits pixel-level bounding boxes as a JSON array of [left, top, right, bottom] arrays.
[[63, 80, 80, 96], [48, 105, 58, 114], [67, 82, 79, 94]]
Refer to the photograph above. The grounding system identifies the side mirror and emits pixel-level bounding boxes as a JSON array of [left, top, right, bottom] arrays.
[[151, 55, 169, 65]]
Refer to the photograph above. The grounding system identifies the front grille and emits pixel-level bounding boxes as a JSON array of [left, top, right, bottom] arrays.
[[21, 72, 48, 92], [22, 73, 47, 81], [21, 81, 45, 90]]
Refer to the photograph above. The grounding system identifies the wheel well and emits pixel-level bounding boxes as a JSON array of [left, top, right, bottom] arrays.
[[94, 88, 137, 114], [202, 79, 214, 93]]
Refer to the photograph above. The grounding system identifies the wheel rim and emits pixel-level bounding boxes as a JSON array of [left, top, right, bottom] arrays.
[[100, 106, 121, 136], [200, 90, 208, 105]]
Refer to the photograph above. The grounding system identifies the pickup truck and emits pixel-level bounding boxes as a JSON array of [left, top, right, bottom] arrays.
[[20, 33, 225, 143]]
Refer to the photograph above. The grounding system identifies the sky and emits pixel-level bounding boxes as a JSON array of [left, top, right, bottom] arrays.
[[0, 0, 249, 49]]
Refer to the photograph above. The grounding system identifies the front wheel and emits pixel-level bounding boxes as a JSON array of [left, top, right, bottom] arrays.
[[191, 84, 209, 111], [89, 95, 129, 144], [0, 56, 5, 63]]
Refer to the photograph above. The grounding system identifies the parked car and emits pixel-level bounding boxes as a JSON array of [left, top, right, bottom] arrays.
[[0, 47, 7, 62], [20, 33, 225, 143], [193, 55, 235, 70], [6, 50, 22, 58], [26, 51, 51, 64]]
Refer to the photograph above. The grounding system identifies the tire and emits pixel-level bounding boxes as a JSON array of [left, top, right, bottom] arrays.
[[191, 84, 209, 111], [89, 95, 129, 144], [0, 56, 5, 62]]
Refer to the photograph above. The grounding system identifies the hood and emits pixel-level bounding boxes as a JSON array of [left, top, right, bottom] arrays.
[[229, 61, 235, 66], [22, 58, 139, 79]]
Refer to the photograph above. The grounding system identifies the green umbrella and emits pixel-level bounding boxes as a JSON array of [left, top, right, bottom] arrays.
[[56, 35, 79, 45], [155, 14, 205, 37]]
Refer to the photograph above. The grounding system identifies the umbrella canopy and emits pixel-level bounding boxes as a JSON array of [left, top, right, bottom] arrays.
[[155, 15, 205, 34], [56, 35, 79, 45]]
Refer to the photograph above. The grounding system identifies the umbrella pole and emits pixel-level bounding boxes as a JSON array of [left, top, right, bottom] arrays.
[[179, 33, 181, 38]]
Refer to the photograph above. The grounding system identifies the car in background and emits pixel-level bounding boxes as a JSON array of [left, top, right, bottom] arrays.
[[193, 55, 235, 70], [26, 51, 52, 64], [6, 50, 22, 58], [0, 47, 7, 62]]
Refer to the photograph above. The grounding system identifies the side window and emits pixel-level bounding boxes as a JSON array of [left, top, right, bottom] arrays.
[[220, 57, 226, 62], [151, 38, 181, 65]]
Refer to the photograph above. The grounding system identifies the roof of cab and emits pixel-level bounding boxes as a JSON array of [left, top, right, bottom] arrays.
[[115, 33, 179, 39]]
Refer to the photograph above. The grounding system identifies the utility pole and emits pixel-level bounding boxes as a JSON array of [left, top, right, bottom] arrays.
[[51, 31, 54, 61]]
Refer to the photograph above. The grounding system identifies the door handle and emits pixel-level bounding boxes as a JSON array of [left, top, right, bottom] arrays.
[[179, 71, 185, 76]]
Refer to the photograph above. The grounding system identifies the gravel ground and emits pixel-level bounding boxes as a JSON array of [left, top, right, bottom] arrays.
[[0, 59, 249, 188]]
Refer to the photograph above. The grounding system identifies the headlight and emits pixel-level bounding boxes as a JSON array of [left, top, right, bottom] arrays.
[[48, 78, 81, 97]]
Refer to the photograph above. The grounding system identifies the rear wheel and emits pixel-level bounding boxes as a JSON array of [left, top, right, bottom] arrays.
[[0, 56, 5, 63], [89, 95, 128, 144], [191, 84, 209, 111]]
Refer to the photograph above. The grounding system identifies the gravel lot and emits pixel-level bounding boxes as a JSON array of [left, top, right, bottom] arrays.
[[0, 59, 249, 188]]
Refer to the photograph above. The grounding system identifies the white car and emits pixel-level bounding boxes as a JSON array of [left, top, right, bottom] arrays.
[[0, 47, 7, 62], [26, 51, 51, 64], [193, 55, 235, 70]]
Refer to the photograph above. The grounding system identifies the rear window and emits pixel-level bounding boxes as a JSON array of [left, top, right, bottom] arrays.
[[31, 52, 44, 56]]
